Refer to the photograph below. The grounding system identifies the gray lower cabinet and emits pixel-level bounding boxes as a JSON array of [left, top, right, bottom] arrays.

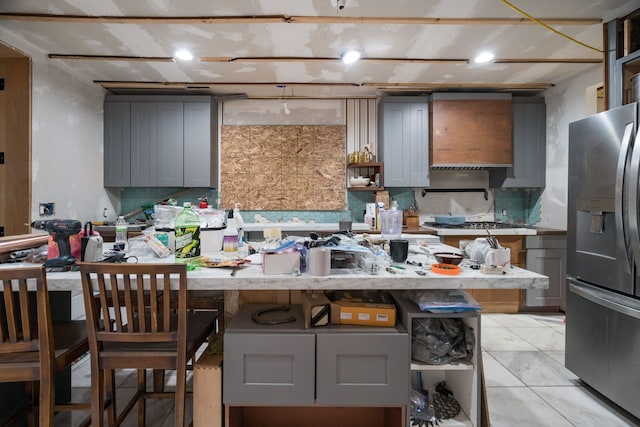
[[490, 97, 546, 188], [378, 97, 430, 187], [392, 292, 480, 427], [104, 95, 216, 188], [525, 235, 567, 309], [224, 304, 409, 407]]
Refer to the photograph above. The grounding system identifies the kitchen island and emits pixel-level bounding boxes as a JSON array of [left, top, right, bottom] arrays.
[[0, 243, 547, 427]]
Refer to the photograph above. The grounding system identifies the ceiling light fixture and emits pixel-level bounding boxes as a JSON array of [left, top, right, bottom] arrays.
[[174, 50, 194, 61], [341, 50, 361, 64], [474, 52, 495, 64]]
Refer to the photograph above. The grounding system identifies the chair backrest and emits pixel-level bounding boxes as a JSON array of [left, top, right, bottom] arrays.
[[79, 263, 187, 352], [0, 266, 54, 374]]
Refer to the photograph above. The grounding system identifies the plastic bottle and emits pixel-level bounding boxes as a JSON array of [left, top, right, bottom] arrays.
[[175, 202, 201, 270], [115, 216, 128, 251], [233, 203, 244, 246], [223, 209, 238, 252]]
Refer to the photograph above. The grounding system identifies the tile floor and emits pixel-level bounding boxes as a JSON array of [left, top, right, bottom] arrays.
[[52, 313, 640, 426]]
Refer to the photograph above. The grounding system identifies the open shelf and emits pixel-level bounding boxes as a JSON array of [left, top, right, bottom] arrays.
[[411, 361, 474, 371], [347, 162, 384, 191]]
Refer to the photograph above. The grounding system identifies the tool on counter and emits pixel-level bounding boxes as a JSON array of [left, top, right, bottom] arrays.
[[485, 224, 499, 249], [31, 219, 82, 269], [81, 221, 104, 262]]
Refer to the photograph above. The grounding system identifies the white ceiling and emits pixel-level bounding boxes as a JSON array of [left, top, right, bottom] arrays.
[[0, 0, 637, 98]]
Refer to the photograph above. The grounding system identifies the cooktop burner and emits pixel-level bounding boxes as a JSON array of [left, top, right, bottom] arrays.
[[422, 221, 521, 229]]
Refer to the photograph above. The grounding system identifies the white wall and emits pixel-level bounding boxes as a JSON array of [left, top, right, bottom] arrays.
[[0, 31, 117, 224], [540, 65, 604, 229], [30, 61, 119, 222]]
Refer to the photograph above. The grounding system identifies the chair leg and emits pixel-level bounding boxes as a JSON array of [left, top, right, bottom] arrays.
[[174, 365, 187, 427], [137, 369, 146, 427], [38, 369, 55, 427], [106, 369, 116, 426], [153, 369, 165, 392], [25, 381, 37, 427], [92, 364, 105, 427]]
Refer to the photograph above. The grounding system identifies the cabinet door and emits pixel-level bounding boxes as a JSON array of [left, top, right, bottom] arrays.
[[525, 248, 566, 307], [490, 99, 546, 188], [183, 101, 213, 187], [223, 332, 315, 405], [104, 102, 131, 187], [315, 332, 409, 405], [156, 102, 184, 187], [381, 100, 429, 187], [130, 102, 158, 186]]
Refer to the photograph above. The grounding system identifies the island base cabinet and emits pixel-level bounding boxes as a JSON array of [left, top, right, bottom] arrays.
[[392, 292, 480, 427], [224, 303, 409, 423], [226, 406, 405, 427]]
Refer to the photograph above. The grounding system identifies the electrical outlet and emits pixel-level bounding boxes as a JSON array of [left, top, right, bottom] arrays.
[[501, 209, 508, 216], [39, 202, 55, 216]]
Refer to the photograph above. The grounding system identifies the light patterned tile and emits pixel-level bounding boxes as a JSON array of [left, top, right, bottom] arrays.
[[486, 386, 573, 427], [490, 313, 549, 328], [490, 351, 579, 386], [509, 326, 566, 351], [481, 327, 538, 351], [532, 386, 640, 427], [544, 350, 565, 365], [481, 352, 526, 387], [479, 313, 501, 327]]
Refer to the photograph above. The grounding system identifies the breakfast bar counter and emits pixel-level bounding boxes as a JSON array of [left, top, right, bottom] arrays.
[[38, 260, 547, 291]]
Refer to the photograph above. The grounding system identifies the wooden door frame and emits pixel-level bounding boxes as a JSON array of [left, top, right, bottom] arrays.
[[0, 42, 31, 237]]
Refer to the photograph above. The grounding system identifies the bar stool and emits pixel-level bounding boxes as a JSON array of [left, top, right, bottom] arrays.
[[79, 262, 218, 427]]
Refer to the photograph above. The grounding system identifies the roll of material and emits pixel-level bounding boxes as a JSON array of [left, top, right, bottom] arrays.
[[308, 247, 331, 276]]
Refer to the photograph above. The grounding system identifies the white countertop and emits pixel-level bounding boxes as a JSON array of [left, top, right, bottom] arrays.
[[5, 241, 547, 292], [420, 225, 537, 236], [243, 222, 371, 232]]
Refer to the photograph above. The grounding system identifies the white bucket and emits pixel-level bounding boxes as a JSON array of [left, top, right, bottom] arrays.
[[201, 226, 226, 252]]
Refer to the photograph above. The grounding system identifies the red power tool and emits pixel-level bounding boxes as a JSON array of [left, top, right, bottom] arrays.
[[31, 219, 82, 268]]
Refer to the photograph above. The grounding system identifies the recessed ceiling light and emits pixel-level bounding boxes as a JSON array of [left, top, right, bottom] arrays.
[[174, 50, 194, 61], [341, 50, 361, 64], [474, 52, 495, 64]]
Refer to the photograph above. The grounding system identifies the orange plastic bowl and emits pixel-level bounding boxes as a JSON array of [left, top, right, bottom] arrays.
[[431, 263, 461, 275]]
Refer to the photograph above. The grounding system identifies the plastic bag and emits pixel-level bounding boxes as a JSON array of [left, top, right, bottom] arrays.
[[412, 317, 475, 365], [405, 289, 481, 313]]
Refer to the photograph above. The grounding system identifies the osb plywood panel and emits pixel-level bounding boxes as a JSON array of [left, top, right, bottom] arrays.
[[221, 125, 346, 211]]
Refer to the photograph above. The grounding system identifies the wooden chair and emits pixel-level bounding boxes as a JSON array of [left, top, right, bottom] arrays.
[[79, 262, 217, 427], [0, 266, 96, 427]]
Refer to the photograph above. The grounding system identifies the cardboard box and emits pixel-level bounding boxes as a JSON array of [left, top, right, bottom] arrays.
[[194, 341, 223, 427], [301, 291, 331, 328], [262, 252, 300, 275], [328, 290, 396, 327]]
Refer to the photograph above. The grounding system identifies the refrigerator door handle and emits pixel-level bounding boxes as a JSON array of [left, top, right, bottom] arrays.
[[569, 282, 640, 319], [628, 127, 640, 269], [615, 123, 636, 272]]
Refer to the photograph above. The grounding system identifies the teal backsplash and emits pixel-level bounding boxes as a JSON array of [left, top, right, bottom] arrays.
[[494, 188, 542, 225], [122, 186, 542, 225], [121, 187, 416, 223]]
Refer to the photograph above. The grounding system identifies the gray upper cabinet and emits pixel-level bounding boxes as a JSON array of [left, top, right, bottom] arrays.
[[104, 95, 216, 188], [184, 101, 217, 187], [104, 101, 131, 187], [490, 97, 546, 188], [378, 97, 430, 187]]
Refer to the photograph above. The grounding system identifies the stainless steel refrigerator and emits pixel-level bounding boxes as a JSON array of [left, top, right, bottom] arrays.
[[567, 102, 640, 418]]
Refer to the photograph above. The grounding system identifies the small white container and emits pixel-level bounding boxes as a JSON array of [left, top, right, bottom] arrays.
[[201, 226, 226, 252]]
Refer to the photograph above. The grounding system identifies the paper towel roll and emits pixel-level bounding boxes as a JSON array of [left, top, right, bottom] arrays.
[[308, 247, 331, 276]]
